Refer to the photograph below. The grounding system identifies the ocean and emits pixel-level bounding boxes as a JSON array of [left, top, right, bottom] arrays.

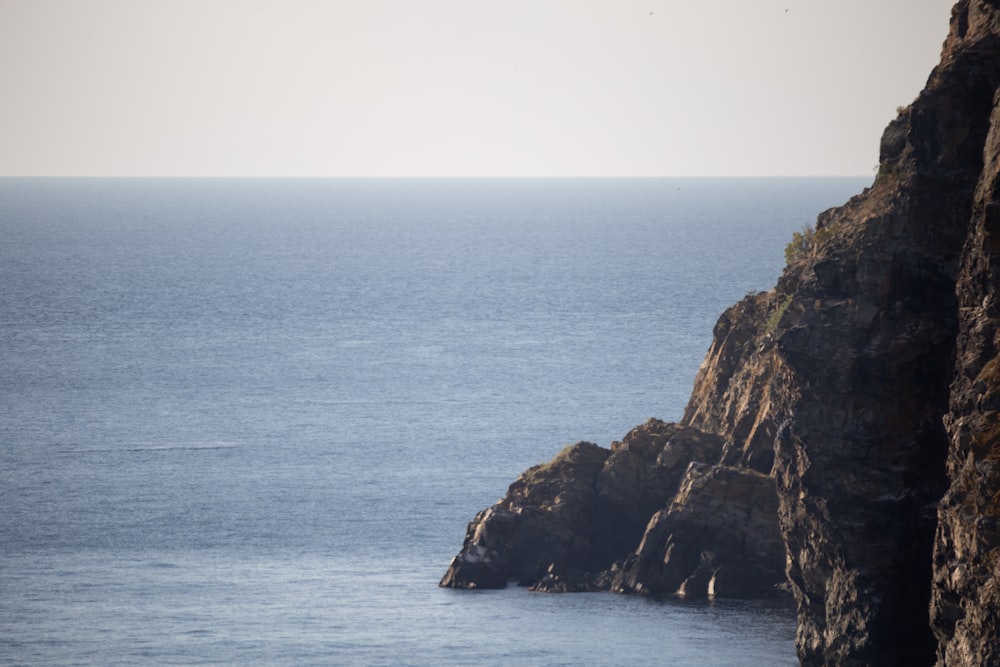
[[0, 177, 868, 665]]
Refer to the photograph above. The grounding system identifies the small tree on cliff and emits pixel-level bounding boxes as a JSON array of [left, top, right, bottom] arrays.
[[784, 224, 832, 264]]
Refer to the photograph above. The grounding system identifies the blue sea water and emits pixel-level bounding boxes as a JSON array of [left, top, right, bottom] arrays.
[[0, 177, 868, 666]]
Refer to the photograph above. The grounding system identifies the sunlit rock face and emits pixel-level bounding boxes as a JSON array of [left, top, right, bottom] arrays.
[[681, 2, 1000, 661], [931, 5, 1000, 666], [444, 2, 1000, 664]]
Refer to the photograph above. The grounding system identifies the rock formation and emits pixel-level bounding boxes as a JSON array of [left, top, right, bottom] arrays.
[[439, 420, 754, 593], [931, 4, 1000, 664], [443, 2, 1000, 665], [609, 462, 785, 599], [440, 440, 610, 590]]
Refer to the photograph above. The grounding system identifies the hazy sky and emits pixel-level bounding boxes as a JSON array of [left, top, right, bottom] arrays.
[[1, 0, 956, 177]]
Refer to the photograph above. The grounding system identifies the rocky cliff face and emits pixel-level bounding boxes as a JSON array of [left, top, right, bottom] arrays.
[[931, 4, 1000, 665], [442, 2, 1000, 665]]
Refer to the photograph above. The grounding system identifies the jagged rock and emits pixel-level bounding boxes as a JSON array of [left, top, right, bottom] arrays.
[[683, 290, 786, 474], [672, 1, 1000, 662], [441, 421, 727, 590], [592, 420, 726, 566], [444, 4, 1000, 664], [528, 563, 602, 593], [440, 441, 609, 589], [931, 5, 1000, 665], [610, 463, 785, 598]]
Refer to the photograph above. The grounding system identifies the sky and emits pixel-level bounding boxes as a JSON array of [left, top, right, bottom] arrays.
[[0, 0, 957, 177]]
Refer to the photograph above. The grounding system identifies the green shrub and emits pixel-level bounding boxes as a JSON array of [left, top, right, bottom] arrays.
[[784, 224, 832, 265], [766, 293, 794, 335], [784, 227, 812, 264]]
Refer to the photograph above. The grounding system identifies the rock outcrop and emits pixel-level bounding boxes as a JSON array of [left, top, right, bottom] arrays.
[[439, 440, 609, 589], [443, 2, 1000, 665], [610, 462, 785, 599], [441, 419, 785, 596]]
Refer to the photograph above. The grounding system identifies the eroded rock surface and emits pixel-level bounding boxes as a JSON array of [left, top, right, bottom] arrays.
[[439, 440, 609, 589], [441, 420, 753, 592], [931, 6, 1000, 666], [610, 463, 785, 598], [443, 3, 1000, 664]]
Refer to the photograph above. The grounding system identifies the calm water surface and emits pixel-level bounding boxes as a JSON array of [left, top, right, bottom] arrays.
[[0, 178, 869, 665]]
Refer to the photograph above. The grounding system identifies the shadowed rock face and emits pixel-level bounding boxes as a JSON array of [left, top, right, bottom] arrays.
[[679, 3, 1000, 661], [439, 420, 772, 592], [443, 2, 1000, 664], [609, 463, 785, 599], [931, 5, 1000, 666], [439, 440, 610, 589]]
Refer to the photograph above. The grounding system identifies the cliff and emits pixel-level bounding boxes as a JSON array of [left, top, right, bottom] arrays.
[[441, 2, 1000, 665]]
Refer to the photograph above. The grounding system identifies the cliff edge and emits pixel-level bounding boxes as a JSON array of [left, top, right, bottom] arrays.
[[442, 2, 1000, 665]]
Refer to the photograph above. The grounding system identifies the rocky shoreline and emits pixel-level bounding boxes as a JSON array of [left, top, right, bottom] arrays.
[[442, 2, 1000, 665], [439, 420, 787, 599]]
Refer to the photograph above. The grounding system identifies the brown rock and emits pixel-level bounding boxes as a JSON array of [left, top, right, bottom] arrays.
[[592, 420, 725, 566], [610, 463, 785, 598], [441, 421, 728, 591], [931, 6, 1000, 666], [439, 441, 609, 589], [674, 2, 1000, 662], [443, 6, 1000, 665]]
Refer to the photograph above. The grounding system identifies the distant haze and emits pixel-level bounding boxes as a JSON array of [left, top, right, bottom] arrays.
[[1, 0, 955, 177]]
